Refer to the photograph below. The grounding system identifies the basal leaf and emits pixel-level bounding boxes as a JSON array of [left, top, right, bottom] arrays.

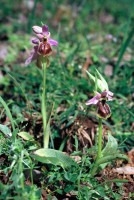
[[102, 133, 118, 157], [0, 124, 12, 137], [18, 132, 34, 141], [31, 148, 77, 168]]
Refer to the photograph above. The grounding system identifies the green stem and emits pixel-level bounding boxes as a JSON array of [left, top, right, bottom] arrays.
[[97, 118, 103, 160], [19, 151, 24, 189], [30, 167, 33, 186], [41, 62, 48, 148], [90, 117, 103, 176], [90, 119, 128, 176]]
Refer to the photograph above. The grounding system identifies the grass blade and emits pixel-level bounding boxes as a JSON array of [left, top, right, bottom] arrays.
[[114, 23, 134, 75], [0, 96, 15, 140]]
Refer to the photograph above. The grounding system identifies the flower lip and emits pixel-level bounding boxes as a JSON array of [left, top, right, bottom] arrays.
[[97, 101, 111, 119], [38, 42, 52, 57]]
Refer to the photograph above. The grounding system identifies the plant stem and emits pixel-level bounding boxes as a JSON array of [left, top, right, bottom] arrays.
[[19, 151, 24, 189], [90, 117, 103, 176], [78, 155, 86, 198], [41, 62, 48, 148], [97, 118, 103, 161]]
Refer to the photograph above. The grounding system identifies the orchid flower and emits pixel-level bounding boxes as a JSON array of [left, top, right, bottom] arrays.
[[25, 24, 58, 66], [86, 90, 113, 119], [85, 69, 114, 119]]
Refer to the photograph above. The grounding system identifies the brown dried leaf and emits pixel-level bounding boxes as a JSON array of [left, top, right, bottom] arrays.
[[82, 55, 93, 77], [80, 129, 93, 147], [70, 156, 81, 163], [127, 148, 134, 166], [113, 166, 134, 175]]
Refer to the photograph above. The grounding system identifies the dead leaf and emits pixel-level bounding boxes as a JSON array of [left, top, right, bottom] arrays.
[[82, 55, 93, 77], [80, 129, 93, 147], [71, 155, 81, 163], [127, 148, 134, 166], [113, 166, 134, 175]]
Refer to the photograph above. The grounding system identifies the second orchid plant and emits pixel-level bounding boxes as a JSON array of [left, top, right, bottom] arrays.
[[86, 69, 127, 176]]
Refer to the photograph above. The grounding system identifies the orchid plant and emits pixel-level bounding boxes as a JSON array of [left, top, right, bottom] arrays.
[[26, 24, 58, 149], [25, 24, 76, 168], [86, 69, 127, 176]]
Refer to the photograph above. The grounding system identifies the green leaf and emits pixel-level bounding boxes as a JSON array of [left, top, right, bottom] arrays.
[[31, 148, 77, 168], [102, 133, 118, 157], [64, 172, 78, 182], [114, 22, 134, 75], [45, 104, 54, 148], [18, 132, 34, 141], [0, 96, 15, 132], [59, 136, 68, 151], [96, 154, 128, 165], [0, 124, 12, 137]]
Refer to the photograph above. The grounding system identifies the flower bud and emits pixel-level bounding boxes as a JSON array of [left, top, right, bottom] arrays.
[[86, 69, 109, 93]]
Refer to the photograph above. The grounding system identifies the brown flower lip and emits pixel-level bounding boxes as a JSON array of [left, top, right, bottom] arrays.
[[38, 42, 52, 57], [97, 100, 111, 119]]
